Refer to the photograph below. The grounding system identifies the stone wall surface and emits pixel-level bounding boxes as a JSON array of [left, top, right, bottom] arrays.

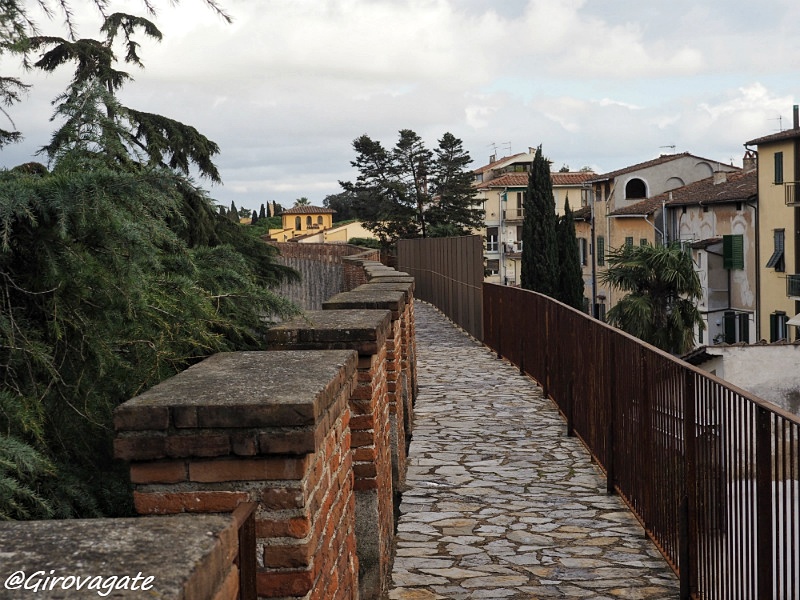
[[0, 256, 414, 600]]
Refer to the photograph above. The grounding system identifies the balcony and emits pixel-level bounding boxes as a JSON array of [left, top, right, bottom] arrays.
[[786, 181, 800, 206], [503, 207, 524, 221], [788, 274, 800, 298]]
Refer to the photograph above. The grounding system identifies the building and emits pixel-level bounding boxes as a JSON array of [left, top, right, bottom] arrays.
[[613, 168, 758, 345], [268, 206, 336, 242], [587, 153, 739, 316], [745, 107, 800, 342], [474, 150, 594, 287]]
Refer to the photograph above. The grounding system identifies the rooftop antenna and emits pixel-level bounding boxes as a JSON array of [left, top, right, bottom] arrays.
[[770, 115, 784, 132], [659, 145, 676, 154]]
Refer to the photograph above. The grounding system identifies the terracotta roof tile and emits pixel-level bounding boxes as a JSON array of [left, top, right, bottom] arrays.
[[590, 152, 734, 181], [281, 206, 337, 215], [551, 172, 596, 185], [478, 172, 596, 189], [609, 170, 756, 216], [746, 128, 800, 146]]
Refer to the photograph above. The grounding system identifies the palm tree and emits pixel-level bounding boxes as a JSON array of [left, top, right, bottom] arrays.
[[600, 242, 704, 354]]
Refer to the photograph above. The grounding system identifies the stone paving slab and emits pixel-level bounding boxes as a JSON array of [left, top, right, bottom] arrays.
[[388, 301, 680, 600]]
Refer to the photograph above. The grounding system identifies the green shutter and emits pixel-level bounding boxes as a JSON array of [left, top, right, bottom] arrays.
[[625, 236, 634, 247], [597, 236, 605, 266], [723, 234, 744, 270], [640, 238, 648, 246], [739, 313, 750, 343], [775, 151, 784, 184]]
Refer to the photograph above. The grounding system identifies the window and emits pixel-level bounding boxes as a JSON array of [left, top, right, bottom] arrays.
[[775, 151, 784, 184], [306, 216, 312, 228], [597, 236, 605, 266], [486, 227, 499, 252], [723, 311, 750, 343], [723, 234, 744, 270], [625, 178, 647, 199], [486, 259, 500, 275], [770, 311, 789, 342], [318, 216, 324, 225], [640, 238, 648, 247], [295, 216, 302, 230], [766, 229, 785, 272], [516, 226, 523, 251], [625, 236, 634, 248], [578, 238, 588, 266]]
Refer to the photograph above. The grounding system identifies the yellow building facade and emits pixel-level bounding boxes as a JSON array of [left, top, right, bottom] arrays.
[[746, 118, 800, 341], [269, 206, 336, 242]]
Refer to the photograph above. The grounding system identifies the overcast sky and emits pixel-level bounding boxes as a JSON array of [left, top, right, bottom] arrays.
[[3, 0, 799, 211]]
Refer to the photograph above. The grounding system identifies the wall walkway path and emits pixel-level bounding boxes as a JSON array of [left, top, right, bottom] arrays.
[[389, 301, 681, 599]]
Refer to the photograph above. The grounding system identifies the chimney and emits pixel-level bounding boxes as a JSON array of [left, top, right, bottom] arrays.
[[743, 149, 757, 173], [794, 104, 799, 129], [489, 154, 496, 163], [713, 171, 728, 185]]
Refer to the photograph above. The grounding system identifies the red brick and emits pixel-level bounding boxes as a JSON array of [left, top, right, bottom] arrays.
[[353, 446, 376, 462], [166, 433, 230, 458], [256, 569, 314, 598], [255, 515, 311, 539], [353, 462, 377, 479], [263, 540, 314, 568], [129, 461, 187, 484], [113, 434, 167, 461], [189, 457, 309, 482], [133, 491, 248, 515]]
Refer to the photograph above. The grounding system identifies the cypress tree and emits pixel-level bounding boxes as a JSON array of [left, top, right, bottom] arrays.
[[251, 210, 258, 225], [521, 146, 558, 295], [556, 200, 586, 310], [229, 200, 239, 222], [259, 203, 267, 220]]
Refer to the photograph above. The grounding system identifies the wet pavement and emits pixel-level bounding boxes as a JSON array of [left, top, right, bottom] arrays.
[[388, 301, 680, 599]]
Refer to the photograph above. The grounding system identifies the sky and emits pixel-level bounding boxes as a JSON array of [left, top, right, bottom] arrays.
[[2, 0, 800, 212]]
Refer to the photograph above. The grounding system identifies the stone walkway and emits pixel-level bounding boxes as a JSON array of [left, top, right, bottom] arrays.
[[388, 301, 680, 600]]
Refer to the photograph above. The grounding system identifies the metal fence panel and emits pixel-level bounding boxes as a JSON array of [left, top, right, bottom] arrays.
[[397, 236, 483, 340]]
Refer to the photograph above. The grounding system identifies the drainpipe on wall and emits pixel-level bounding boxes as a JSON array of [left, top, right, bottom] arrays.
[[744, 144, 760, 341]]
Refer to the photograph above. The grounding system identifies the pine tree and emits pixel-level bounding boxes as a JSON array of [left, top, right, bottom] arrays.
[[521, 146, 558, 295], [426, 132, 483, 237], [556, 200, 585, 310]]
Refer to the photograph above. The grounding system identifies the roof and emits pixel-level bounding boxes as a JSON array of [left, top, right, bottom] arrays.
[[609, 169, 757, 216], [551, 172, 596, 186], [281, 205, 336, 215], [746, 127, 800, 146], [472, 153, 527, 175], [572, 206, 591, 221], [688, 237, 723, 250], [590, 152, 734, 182], [661, 170, 756, 207], [609, 196, 664, 216], [478, 171, 596, 189]]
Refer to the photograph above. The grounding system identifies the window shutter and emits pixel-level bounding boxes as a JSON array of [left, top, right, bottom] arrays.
[[724, 311, 736, 344], [775, 152, 784, 184], [625, 236, 634, 247], [597, 236, 605, 266], [723, 234, 744, 270], [739, 313, 750, 343]]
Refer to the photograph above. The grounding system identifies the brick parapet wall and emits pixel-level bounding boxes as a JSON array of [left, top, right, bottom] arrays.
[[266, 309, 394, 600], [322, 287, 409, 493], [114, 350, 359, 600]]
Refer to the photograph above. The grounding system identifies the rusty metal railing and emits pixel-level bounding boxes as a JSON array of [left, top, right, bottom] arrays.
[[483, 283, 800, 599]]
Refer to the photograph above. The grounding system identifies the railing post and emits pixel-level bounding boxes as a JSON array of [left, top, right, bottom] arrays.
[[680, 372, 698, 599], [756, 406, 774, 599], [606, 336, 616, 496], [566, 379, 574, 437]]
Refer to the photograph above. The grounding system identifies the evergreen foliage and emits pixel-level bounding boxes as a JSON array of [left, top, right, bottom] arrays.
[[521, 146, 558, 295], [341, 129, 479, 246], [259, 203, 266, 220], [600, 242, 704, 354], [555, 200, 586, 310], [0, 4, 299, 520], [426, 132, 483, 237]]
